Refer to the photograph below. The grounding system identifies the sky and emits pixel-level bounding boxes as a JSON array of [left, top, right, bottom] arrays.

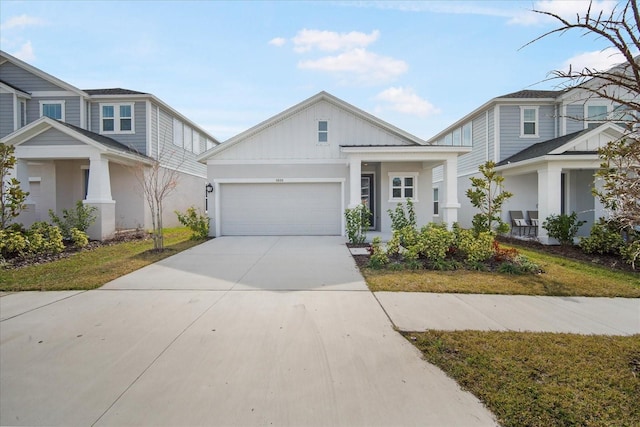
[[0, 0, 628, 142]]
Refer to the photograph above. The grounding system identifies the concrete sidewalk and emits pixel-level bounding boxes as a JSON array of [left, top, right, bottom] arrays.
[[376, 292, 640, 335]]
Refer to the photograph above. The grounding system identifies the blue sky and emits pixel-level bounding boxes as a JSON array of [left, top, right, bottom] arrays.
[[0, 0, 624, 141]]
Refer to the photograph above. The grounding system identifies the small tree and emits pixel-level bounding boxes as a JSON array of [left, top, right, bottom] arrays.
[[0, 143, 28, 229], [345, 202, 371, 244], [466, 161, 512, 235]]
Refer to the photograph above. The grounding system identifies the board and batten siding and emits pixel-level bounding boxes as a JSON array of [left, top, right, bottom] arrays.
[[0, 62, 63, 92], [89, 101, 147, 154], [215, 99, 414, 161], [0, 93, 14, 137], [498, 104, 555, 162]]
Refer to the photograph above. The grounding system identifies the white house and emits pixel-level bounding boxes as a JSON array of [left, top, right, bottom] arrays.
[[197, 91, 470, 237], [0, 50, 219, 239]]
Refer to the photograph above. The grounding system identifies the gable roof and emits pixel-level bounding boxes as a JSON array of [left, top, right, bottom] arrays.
[[84, 88, 148, 95], [0, 50, 88, 97], [0, 78, 31, 96], [497, 123, 625, 167], [497, 89, 564, 99], [1, 116, 153, 164], [197, 91, 428, 162]]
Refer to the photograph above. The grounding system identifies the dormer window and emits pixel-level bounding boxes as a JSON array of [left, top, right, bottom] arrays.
[[520, 106, 538, 137], [100, 103, 134, 134], [40, 100, 65, 121], [318, 120, 328, 143]]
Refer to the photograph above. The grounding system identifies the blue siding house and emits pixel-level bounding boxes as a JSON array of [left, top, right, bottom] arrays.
[[0, 50, 219, 239]]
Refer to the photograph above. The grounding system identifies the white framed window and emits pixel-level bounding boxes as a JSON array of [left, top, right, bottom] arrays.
[[389, 173, 418, 201], [173, 118, 183, 147], [452, 128, 461, 146], [611, 104, 635, 129], [433, 188, 439, 216], [20, 100, 27, 127], [318, 120, 328, 143], [40, 100, 65, 121], [462, 122, 472, 146], [193, 133, 202, 155], [184, 125, 193, 152], [100, 103, 134, 133], [585, 103, 609, 129], [520, 106, 538, 137]]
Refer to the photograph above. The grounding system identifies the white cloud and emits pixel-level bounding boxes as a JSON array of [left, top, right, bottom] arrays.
[[0, 14, 44, 31], [12, 41, 36, 62], [292, 29, 380, 53], [298, 48, 407, 85], [268, 37, 286, 47], [561, 49, 632, 72], [375, 87, 440, 117], [508, 0, 618, 26]]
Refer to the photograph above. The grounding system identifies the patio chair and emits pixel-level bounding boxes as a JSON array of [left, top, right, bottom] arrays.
[[509, 211, 529, 236], [527, 211, 539, 236]]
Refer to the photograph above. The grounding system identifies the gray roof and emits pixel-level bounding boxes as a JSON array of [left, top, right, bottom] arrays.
[[57, 121, 151, 160], [497, 128, 594, 166], [84, 88, 148, 95], [497, 89, 564, 99], [0, 79, 30, 95]]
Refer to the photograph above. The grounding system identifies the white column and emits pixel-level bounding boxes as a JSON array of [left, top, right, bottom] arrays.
[[537, 164, 562, 244], [441, 156, 460, 228], [348, 156, 362, 208], [85, 154, 115, 240]]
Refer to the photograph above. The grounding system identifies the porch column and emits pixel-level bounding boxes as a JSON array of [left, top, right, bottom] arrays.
[[85, 154, 115, 240], [441, 156, 460, 228], [537, 164, 562, 244], [348, 156, 362, 208], [12, 159, 35, 227]]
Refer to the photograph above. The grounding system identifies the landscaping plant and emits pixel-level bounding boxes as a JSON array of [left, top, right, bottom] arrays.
[[49, 200, 97, 239], [579, 218, 625, 255], [175, 206, 210, 240], [344, 202, 371, 244], [0, 143, 28, 229], [542, 212, 586, 245], [466, 161, 512, 235]]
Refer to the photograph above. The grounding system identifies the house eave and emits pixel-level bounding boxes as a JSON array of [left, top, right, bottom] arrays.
[[495, 154, 601, 171], [340, 145, 471, 154]]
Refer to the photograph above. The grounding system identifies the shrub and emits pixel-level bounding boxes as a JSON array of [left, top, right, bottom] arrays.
[[456, 229, 495, 263], [579, 218, 625, 255], [368, 237, 388, 269], [620, 240, 640, 270], [49, 200, 97, 239], [414, 223, 454, 264], [344, 203, 371, 245], [176, 206, 210, 240], [28, 222, 64, 255], [0, 228, 27, 258], [497, 255, 541, 275], [492, 240, 519, 263], [542, 212, 586, 245], [70, 227, 89, 248], [385, 232, 401, 258], [388, 199, 416, 232]]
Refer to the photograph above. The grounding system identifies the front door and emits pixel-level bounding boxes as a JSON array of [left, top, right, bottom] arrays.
[[361, 174, 375, 229]]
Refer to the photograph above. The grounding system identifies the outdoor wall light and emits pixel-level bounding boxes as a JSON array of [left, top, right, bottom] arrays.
[[206, 183, 214, 193]]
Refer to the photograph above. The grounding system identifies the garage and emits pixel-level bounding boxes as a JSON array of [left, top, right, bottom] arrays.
[[218, 181, 342, 236]]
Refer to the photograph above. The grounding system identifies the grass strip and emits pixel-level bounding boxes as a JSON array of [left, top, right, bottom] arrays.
[[407, 330, 640, 427], [0, 228, 203, 291]]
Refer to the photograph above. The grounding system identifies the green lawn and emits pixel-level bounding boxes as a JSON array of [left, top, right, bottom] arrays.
[[407, 330, 640, 427], [0, 228, 204, 291], [363, 246, 640, 297]]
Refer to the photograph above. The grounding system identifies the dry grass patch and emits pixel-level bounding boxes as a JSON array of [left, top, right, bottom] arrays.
[[0, 228, 203, 291], [407, 330, 640, 427], [362, 246, 640, 297]]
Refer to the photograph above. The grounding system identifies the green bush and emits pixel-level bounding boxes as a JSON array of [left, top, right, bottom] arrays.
[[70, 227, 89, 248], [175, 206, 210, 240], [388, 199, 416, 232], [385, 232, 401, 258], [413, 223, 454, 264], [49, 200, 97, 239], [344, 203, 371, 244], [620, 240, 640, 269], [368, 237, 388, 269], [579, 218, 624, 255], [0, 228, 27, 258], [28, 222, 64, 255], [542, 212, 586, 245], [456, 229, 495, 263]]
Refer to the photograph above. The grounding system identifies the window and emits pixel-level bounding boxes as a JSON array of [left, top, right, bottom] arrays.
[[462, 123, 472, 146], [433, 188, 439, 216], [611, 104, 634, 130], [184, 125, 193, 152], [20, 100, 27, 127], [520, 107, 538, 137], [100, 103, 134, 133], [40, 101, 65, 120], [452, 128, 461, 146], [173, 118, 183, 147], [389, 173, 418, 201], [318, 120, 328, 143], [586, 104, 608, 129]]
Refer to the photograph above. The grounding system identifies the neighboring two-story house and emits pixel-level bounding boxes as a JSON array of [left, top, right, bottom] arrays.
[[429, 86, 628, 244], [0, 50, 219, 240]]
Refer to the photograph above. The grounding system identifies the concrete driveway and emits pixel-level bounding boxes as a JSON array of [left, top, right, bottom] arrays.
[[0, 236, 496, 427]]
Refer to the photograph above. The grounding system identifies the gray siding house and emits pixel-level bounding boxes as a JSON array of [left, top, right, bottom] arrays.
[[429, 88, 628, 244], [0, 50, 219, 239]]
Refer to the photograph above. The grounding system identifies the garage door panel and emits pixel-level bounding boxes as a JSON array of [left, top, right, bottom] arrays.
[[220, 183, 341, 236]]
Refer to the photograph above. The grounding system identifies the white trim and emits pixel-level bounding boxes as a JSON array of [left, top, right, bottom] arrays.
[[584, 101, 610, 129], [99, 102, 135, 134], [146, 100, 152, 157], [30, 90, 78, 97], [206, 158, 350, 165], [388, 172, 419, 202], [28, 177, 41, 182], [317, 118, 329, 145], [485, 110, 489, 162], [212, 178, 346, 237], [520, 106, 539, 138], [493, 105, 500, 162], [39, 100, 66, 121]]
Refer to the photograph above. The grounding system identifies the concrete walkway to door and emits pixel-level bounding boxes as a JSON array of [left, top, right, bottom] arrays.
[[0, 236, 497, 427]]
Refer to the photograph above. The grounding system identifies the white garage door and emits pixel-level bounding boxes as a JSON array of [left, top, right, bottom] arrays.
[[220, 182, 341, 235]]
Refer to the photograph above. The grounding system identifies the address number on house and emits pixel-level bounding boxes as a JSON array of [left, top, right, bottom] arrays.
[[275, 178, 285, 183]]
